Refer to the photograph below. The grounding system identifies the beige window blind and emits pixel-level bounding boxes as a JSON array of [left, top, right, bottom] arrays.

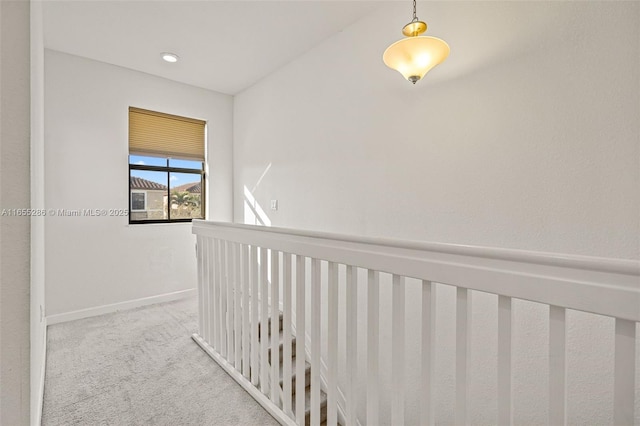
[[129, 107, 205, 161]]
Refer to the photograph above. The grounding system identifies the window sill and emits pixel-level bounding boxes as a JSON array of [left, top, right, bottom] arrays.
[[126, 221, 197, 227]]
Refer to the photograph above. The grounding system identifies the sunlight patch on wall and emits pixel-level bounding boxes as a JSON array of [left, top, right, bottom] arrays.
[[244, 185, 271, 226]]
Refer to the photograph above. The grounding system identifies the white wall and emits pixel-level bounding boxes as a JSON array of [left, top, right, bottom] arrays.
[[234, 1, 639, 424], [45, 50, 233, 316], [235, 1, 638, 260], [0, 1, 31, 424]]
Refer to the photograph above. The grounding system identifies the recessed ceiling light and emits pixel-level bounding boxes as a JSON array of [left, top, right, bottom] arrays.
[[161, 52, 179, 63]]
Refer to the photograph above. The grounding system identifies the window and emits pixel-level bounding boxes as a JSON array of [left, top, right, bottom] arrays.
[[128, 107, 206, 224], [131, 191, 146, 211]]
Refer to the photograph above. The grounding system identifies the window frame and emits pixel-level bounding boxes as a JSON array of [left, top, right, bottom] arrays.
[[128, 159, 206, 225]]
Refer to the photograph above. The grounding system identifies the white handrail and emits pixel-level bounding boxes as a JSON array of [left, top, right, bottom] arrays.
[[194, 220, 638, 275]]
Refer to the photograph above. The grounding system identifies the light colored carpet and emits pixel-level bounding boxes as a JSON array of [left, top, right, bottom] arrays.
[[42, 297, 279, 426]]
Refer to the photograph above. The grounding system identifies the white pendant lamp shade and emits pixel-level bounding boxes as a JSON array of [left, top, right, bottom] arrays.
[[383, 36, 449, 83], [383, 0, 449, 84]]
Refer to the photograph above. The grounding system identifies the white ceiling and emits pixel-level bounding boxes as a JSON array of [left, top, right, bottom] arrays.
[[43, 1, 381, 95]]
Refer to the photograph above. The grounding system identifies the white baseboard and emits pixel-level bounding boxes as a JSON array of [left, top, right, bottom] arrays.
[[46, 288, 197, 325]]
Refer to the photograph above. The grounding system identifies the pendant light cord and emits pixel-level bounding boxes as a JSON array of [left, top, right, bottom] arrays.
[[412, 0, 419, 22]]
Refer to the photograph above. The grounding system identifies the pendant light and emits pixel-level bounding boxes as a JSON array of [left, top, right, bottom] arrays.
[[383, 0, 449, 84]]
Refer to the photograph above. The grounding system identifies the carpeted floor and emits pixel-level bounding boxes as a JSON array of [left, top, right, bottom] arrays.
[[42, 297, 279, 425]]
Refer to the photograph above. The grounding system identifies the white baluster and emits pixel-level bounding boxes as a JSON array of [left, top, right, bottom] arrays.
[[251, 245, 259, 386], [196, 236, 204, 339], [242, 244, 250, 378], [220, 240, 227, 358], [366, 270, 379, 426], [346, 265, 357, 426], [271, 250, 280, 405], [282, 253, 293, 417], [211, 238, 219, 349], [421, 280, 435, 426], [295, 255, 306, 426], [614, 318, 636, 425], [234, 242, 242, 369], [391, 275, 405, 426], [549, 305, 566, 426], [203, 238, 211, 344], [227, 241, 234, 362], [497, 295, 512, 426], [456, 287, 470, 426], [261, 247, 269, 393], [327, 262, 339, 426], [213, 240, 220, 351], [200, 236, 207, 341], [311, 258, 321, 426]]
